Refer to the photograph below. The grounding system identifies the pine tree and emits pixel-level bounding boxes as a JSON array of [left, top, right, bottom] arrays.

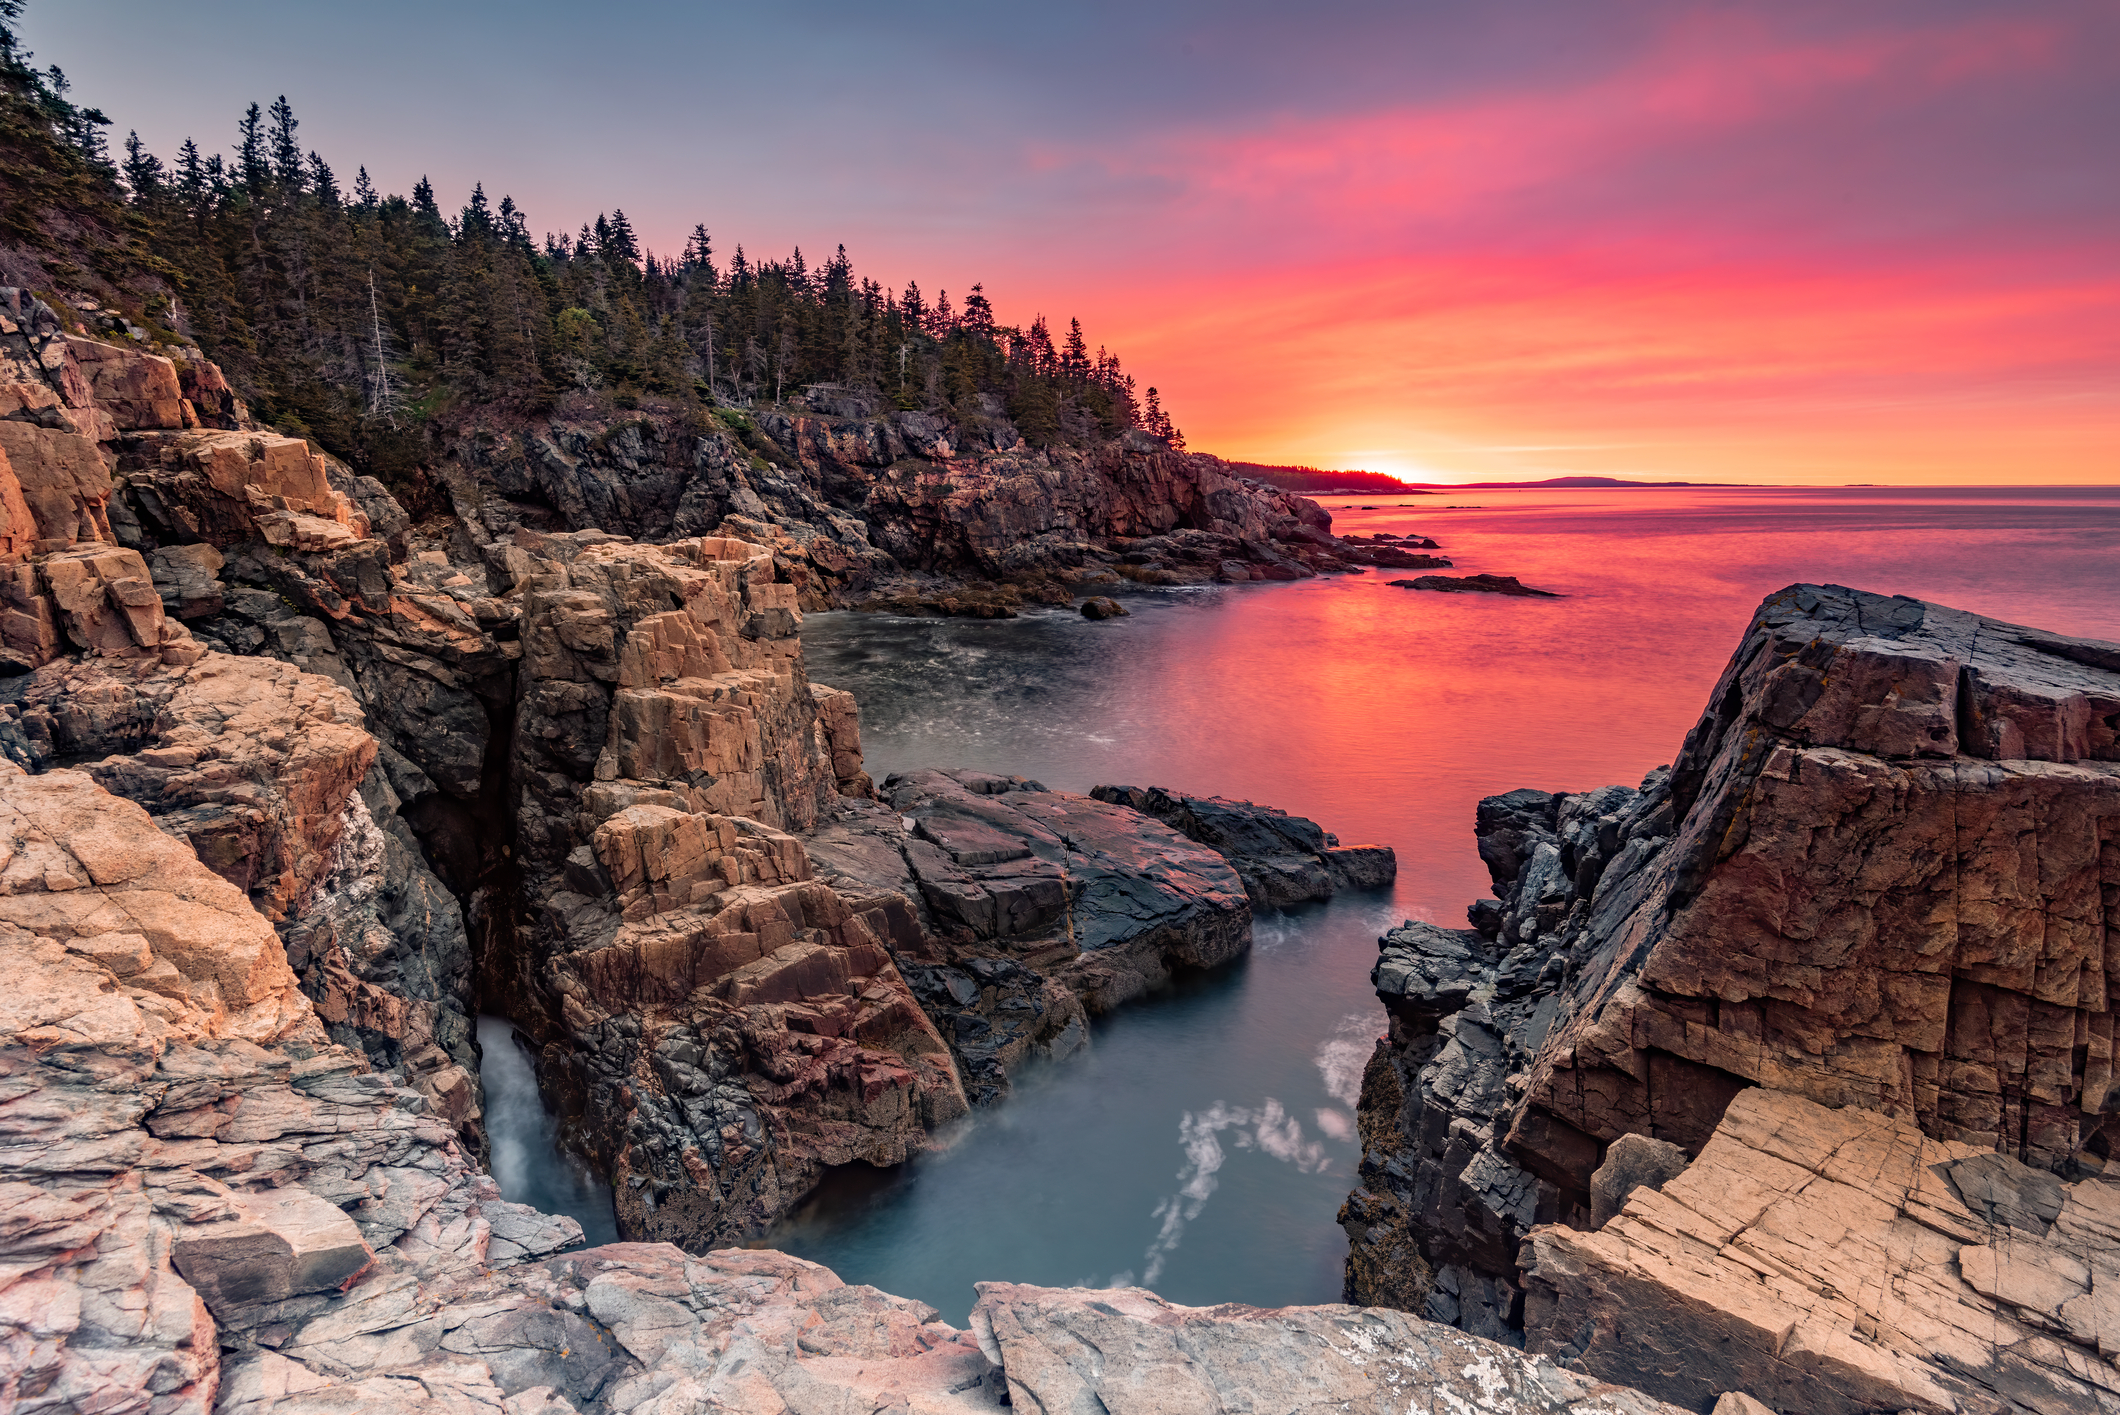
[[120, 130, 162, 198], [306, 151, 338, 206], [1063, 318, 1089, 382], [235, 102, 267, 195], [461, 182, 492, 240], [174, 138, 205, 214], [604, 208, 639, 264], [352, 165, 377, 208], [960, 284, 993, 339], [267, 94, 303, 193]]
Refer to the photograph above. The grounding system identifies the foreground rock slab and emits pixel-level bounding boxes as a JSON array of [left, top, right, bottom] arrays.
[[971, 1283, 1683, 1414], [1526, 1088, 2120, 1415]]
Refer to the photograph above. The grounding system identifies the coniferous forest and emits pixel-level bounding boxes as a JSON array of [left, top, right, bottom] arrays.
[[0, 1, 1186, 488]]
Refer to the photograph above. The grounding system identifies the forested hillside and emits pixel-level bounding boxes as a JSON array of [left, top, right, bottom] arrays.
[[0, 0, 1185, 485]]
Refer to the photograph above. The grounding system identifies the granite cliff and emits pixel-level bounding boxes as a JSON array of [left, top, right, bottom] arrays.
[[1342, 582, 2120, 1412]]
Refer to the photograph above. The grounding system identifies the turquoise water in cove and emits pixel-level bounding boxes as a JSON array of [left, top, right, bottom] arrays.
[[489, 484, 2120, 1322]]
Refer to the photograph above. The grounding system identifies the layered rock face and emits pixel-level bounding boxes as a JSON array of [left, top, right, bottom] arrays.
[[1342, 583, 2120, 1410], [1525, 1087, 2120, 1413], [807, 769, 1255, 1102]]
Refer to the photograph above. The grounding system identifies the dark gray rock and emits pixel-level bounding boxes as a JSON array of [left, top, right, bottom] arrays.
[[1587, 1134, 1689, 1229], [1089, 783, 1396, 907], [1390, 574, 1561, 597], [806, 770, 1252, 1097]]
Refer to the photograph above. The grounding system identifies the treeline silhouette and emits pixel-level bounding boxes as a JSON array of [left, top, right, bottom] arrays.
[[1224, 464, 1418, 495], [1, 5, 1185, 483]]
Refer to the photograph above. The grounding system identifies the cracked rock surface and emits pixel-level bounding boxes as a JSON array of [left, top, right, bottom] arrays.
[[805, 768, 1252, 1103], [1525, 1088, 2120, 1414]]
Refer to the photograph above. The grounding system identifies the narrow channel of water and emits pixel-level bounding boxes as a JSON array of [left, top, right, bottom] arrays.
[[476, 1014, 621, 1247], [482, 484, 2120, 1322]]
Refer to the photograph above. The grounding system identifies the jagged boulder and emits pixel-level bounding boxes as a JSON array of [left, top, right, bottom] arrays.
[[2, 652, 374, 918], [119, 428, 370, 551], [804, 770, 1255, 1104], [1091, 782, 1396, 907]]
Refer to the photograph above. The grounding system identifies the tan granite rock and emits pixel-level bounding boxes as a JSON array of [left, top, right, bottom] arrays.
[[811, 680, 875, 797], [118, 429, 370, 550], [0, 762, 316, 1043], [5, 652, 374, 919], [0, 420, 113, 548], [1523, 1087, 2120, 1414], [65, 335, 191, 431]]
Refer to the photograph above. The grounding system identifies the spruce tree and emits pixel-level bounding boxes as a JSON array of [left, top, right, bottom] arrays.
[[267, 94, 302, 193], [121, 130, 162, 198], [306, 152, 338, 206], [235, 102, 266, 195]]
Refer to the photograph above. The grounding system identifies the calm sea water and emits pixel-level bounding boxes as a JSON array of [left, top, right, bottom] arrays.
[[487, 485, 2120, 1321]]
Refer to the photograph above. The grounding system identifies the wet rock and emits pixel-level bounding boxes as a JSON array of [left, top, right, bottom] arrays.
[[1390, 573, 1561, 597], [817, 769, 1252, 1007], [1080, 595, 1128, 620], [1091, 782, 1396, 907], [804, 772, 1258, 1103]]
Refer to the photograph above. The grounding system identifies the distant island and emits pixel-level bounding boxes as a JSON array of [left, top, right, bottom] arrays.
[[1230, 468, 1740, 493]]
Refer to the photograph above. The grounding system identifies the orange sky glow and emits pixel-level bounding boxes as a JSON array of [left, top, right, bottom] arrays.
[[44, 1, 2120, 486], [954, 7, 2120, 485]]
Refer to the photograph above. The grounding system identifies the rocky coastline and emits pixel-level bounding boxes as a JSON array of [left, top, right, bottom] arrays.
[[8, 279, 2120, 1414]]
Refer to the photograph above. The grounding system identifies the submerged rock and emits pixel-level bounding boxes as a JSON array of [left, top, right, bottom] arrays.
[[1079, 594, 1129, 619], [1390, 573, 1560, 596]]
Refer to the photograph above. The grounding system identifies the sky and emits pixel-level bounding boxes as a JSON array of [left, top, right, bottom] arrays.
[[25, 0, 2120, 485]]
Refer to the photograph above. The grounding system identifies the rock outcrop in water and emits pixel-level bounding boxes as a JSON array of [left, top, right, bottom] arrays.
[[1342, 583, 2120, 1412], [1090, 783, 1398, 908], [806, 770, 1253, 1103]]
